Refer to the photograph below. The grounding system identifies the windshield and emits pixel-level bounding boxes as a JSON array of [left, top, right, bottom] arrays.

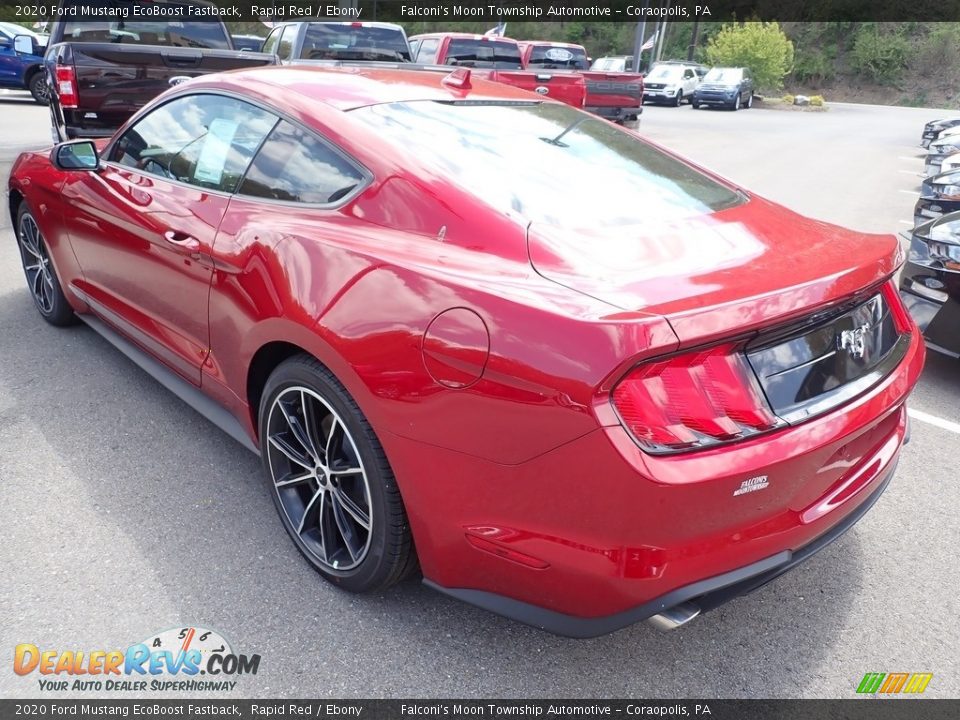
[[647, 65, 681, 81], [300, 24, 410, 62], [591, 57, 628, 72], [445, 39, 522, 69], [704, 68, 743, 83], [526, 45, 588, 70], [60, 14, 230, 48], [350, 101, 742, 228]]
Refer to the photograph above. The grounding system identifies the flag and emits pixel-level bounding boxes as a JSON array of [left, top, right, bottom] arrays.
[[640, 31, 658, 51], [484, 22, 507, 38]]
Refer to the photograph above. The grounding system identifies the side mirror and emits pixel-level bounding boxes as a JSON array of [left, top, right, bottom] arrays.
[[52, 140, 100, 171], [14, 35, 36, 56]]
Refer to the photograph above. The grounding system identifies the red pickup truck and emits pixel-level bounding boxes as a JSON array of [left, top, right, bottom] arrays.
[[408, 33, 585, 109], [518, 41, 643, 124]]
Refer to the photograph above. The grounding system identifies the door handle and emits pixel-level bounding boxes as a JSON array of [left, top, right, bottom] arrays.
[[164, 230, 200, 255]]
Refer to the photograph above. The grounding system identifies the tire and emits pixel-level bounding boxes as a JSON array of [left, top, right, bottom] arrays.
[[259, 354, 418, 593], [673, 90, 683, 107], [691, 100, 700, 109], [745, 93, 753, 109], [16, 204, 76, 326], [731, 94, 741, 111], [28, 72, 50, 105]]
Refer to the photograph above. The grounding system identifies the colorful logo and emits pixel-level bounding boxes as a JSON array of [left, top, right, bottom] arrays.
[[13, 626, 260, 692], [856, 673, 933, 695]]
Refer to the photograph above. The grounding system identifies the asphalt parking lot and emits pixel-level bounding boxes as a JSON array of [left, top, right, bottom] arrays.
[[1, 89, 958, 699]]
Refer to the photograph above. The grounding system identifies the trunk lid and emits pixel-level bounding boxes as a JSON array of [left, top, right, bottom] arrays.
[[528, 196, 903, 345]]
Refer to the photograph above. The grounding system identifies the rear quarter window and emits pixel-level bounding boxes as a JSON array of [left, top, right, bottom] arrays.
[[238, 120, 366, 205]]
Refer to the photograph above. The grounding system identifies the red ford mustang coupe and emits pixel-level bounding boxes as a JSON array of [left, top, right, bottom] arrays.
[[8, 66, 924, 637]]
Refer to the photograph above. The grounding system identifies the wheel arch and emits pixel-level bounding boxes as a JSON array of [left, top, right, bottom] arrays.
[[246, 340, 315, 438], [8, 188, 23, 228], [23, 63, 43, 82]]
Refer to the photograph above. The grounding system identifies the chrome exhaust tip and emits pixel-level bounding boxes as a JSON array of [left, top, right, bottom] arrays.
[[647, 602, 701, 631]]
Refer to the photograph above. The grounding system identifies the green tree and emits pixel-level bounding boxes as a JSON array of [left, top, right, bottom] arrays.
[[705, 21, 795, 91], [849, 25, 909, 84]]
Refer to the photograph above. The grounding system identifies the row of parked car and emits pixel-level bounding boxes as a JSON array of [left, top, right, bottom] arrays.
[[898, 119, 960, 358], [3, 10, 757, 144]]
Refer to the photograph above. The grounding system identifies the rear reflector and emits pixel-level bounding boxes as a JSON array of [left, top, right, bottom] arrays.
[[612, 343, 782, 454], [55, 66, 78, 109]]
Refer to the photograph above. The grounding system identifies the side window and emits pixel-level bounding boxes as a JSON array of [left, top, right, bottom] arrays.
[[238, 120, 365, 205], [684, 69, 694, 79], [109, 94, 277, 193], [408, 38, 421, 60], [262, 27, 282, 55], [277, 24, 298, 61], [416, 38, 439, 64]]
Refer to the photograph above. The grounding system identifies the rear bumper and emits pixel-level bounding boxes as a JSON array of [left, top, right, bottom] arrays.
[[585, 105, 642, 122], [426, 457, 897, 638], [387, 323, 922, 635]]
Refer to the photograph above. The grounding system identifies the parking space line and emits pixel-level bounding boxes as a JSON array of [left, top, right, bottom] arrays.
[[899, 220, 914, 225], [908, 408, 960, 435], [899, 189, 918, 195]]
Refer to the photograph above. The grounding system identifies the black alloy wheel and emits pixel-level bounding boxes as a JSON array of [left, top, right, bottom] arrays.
[[259, 355, 417, 592]]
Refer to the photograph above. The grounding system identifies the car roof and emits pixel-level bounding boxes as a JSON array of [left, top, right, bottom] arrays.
[[189, 65, 545, 111]]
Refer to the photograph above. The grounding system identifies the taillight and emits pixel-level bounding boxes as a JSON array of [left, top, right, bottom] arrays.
[[882, 280, 913, 334], [55, 66, 78, 109], [612, 343, 782, 454]]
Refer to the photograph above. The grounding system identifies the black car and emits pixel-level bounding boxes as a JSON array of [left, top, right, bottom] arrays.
[[915, 169, 960, 226], [900, 212, 960, 358], [692, 66, 754, 110], [922, 118, 960, 149], [924, 133, 960, 176]]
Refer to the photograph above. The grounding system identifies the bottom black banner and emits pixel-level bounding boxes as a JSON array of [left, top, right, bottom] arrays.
[[1, 700, 958, 720]]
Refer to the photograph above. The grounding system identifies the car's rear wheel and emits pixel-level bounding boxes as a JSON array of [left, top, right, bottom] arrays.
[[673, 90, 683, 107], [691, 100, 700, 109], [28, 72, 50, 105], [745, 93, 753, 109], [259, 355, 417, 593], [16, 204, 76, 326]]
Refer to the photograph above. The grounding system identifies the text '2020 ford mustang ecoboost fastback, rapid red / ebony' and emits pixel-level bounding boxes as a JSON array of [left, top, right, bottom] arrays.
[[8, 66, 925, 637]]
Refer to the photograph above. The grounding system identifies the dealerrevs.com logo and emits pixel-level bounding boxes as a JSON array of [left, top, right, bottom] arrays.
[[13, 626, 260, 692]]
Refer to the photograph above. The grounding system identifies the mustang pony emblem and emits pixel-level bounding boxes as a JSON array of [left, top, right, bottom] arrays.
[[837, 324, 871, 359]]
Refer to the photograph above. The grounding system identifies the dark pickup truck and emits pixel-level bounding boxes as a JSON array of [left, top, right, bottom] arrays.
[[45, 0, 275, 142]]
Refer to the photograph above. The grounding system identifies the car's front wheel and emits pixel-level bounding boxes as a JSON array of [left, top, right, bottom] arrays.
[[673, 90, 683, 107], [731, 93, 741, 111], [259, 355, 417, 593], [16, 204, 76, 326], [691, 99, 700, 109]]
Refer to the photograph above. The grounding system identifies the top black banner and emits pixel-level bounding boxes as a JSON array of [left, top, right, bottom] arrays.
[[2, 0, 960, 23]]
